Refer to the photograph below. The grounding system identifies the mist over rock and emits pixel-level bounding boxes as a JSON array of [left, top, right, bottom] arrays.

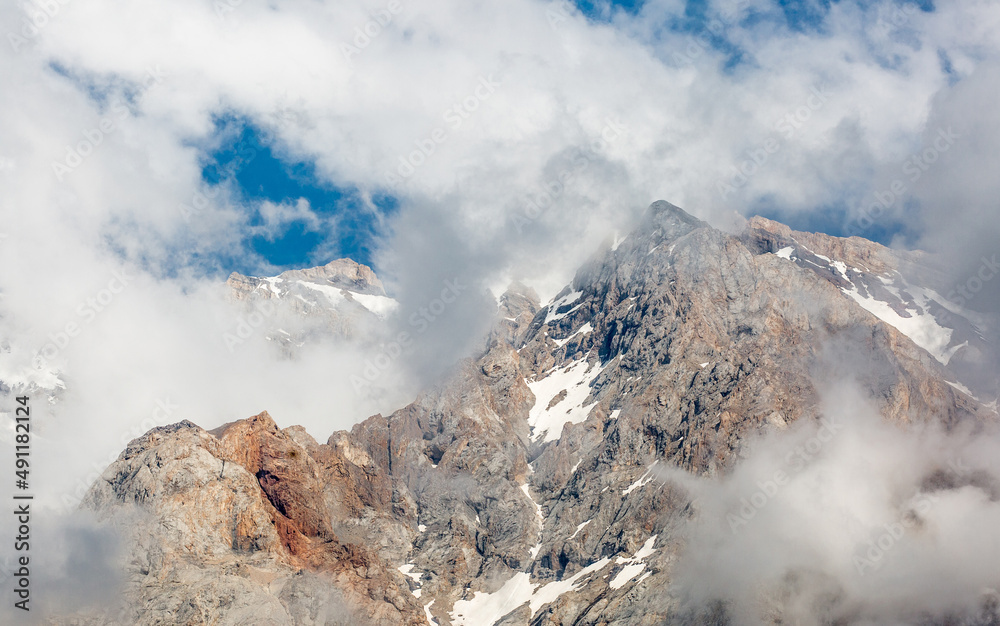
[[63, 202, 1000, 625]]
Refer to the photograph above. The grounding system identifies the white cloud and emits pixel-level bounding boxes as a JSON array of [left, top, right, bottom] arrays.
[[1, 0, 1000, 582], [666, 380, 1000, 624]]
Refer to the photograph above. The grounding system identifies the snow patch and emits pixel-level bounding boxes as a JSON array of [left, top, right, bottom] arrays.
[[450, 573, 534, 626], [399, 564, 424, 598], [554, 322, 594, 348], [297, 280, 346, 305], [296, 281, 398, 318], [569, 520, 591, 539], [774, 247, 795, 260], [398, 564, 423, 583], [544, 291, 583, 324], [521, 484, 544, 521], [424, 599, 439, 625], [841, 283, 957, 364], [349, 292, 399, 319], [529, 543, 542, 560], [830, 260, 849, 279], [609, 562, 646, 590], [521, 483, 545, 560], [264, 276, 284, 295], [622, 462, 658, 496], [528, 557, 612, 615], [839, 272, 973, 365], [946, 380, 979, 401], [609, 536, 658, 590], [526, 359, 605, 443]]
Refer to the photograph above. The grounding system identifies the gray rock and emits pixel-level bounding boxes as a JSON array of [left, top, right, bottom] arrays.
[[61, 201, 999, 625]]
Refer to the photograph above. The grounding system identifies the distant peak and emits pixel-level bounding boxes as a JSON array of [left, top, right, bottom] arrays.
[[502, 280, 540, 304], [230, 258, 386, 296], [241, 258, 388, 296]]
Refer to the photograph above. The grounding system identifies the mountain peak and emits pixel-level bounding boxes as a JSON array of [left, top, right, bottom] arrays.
[[281, 258, 387, 296], [228, 258, 387, 297], [646, 200, 708, 228], [640, 200, 710, 243], [75, 202, 999, 626]]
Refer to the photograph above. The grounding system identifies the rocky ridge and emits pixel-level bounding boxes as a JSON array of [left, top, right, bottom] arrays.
[[69, 201, 999, 625]]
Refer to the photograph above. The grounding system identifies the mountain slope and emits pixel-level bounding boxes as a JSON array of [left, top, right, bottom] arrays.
[[71, 201, 998, 625]]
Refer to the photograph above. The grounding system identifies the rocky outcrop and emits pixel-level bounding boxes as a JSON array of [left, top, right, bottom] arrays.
[[80, 415, 425, 625]]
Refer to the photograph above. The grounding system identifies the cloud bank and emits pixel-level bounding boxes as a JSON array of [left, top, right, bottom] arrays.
[[0, 5, 999, 616], [664, 380, 1000, 624]]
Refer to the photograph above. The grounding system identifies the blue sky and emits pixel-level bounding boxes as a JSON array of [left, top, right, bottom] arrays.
[[176, 0, 946, 277], [574, 0, 841, 30], [200, 116, 396, 274]]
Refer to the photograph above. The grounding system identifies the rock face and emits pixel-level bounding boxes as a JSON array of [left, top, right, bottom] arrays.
[[81, 415, 423, 625], [741, 215, 999, 400], [73, 202, 998, 625]]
